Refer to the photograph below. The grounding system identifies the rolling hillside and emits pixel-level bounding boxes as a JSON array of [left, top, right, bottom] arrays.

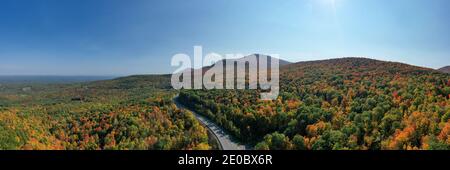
[[0, 74, 213, 150]]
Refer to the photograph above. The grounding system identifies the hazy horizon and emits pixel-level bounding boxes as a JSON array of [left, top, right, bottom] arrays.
[[0, 56, 442, 76], [1, 0, 449, 75], [0, 56, 447, 76]]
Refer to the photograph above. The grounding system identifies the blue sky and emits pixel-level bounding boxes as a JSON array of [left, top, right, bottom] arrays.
[[0, 0, 449, 75]]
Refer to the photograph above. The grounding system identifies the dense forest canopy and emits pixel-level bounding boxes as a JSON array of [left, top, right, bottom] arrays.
[[178, 58, 450, 150], [1, 58, 449, 150], [0, 75, 212, 150]]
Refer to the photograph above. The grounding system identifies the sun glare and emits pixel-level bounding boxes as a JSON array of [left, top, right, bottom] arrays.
[[318, 0, 338, 7], [326, 0, 337, 8]]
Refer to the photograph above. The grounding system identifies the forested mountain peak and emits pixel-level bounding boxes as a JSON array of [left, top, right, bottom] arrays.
[[200, 54, 292, 70], [285, 57, 430, 69], [281, 57, 437, 77]]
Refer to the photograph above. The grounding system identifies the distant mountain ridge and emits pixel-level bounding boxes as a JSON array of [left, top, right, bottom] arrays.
[[176, 54, 291, 75], [201, 54, 292, 70], [438, 66, 450, 73], [283, 57, 436, 72], [0, 75, 115, 84], [109, 57, 447, 91]]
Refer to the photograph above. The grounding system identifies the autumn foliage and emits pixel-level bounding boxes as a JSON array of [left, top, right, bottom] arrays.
[[179, 58, 450, 150]]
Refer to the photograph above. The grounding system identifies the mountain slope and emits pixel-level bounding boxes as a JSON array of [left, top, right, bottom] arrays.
[[185, 54, 291, 73], [438, 66, 450, 73], [178, 57, 450, 150]]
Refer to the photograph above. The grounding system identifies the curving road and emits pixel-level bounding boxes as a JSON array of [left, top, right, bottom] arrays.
[[173, 96, 249, 150]]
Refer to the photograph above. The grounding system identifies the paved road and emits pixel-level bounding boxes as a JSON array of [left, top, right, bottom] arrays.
[[173, 96, 249, 150]]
